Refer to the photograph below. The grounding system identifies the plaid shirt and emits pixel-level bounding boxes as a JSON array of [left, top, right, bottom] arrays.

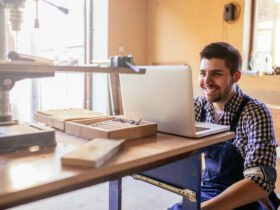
[[194, 84, 277, 193]]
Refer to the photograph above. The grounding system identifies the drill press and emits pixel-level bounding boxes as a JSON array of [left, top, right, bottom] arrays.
[[0, 0, 56, 153], [0, 0, 145, 153]]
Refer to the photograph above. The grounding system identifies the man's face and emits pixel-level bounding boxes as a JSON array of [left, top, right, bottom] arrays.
[[199, 58, 237, 106]]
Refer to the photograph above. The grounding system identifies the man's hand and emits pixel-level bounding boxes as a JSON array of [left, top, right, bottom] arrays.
[[201, 178, 268, 210]]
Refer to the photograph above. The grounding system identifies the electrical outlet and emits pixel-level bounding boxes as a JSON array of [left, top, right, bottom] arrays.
[[118, 46, 124, 53]]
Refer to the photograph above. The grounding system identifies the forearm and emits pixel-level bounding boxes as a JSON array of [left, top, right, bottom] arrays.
[[201, 178, 268, 210]]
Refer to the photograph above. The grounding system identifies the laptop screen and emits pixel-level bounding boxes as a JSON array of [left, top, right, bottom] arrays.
[[119, 65, 197, 137]]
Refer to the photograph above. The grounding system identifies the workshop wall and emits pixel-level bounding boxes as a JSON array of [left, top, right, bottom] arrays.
[[145, 0, 280, 193], [146, 0, 244, 87], [107, 0, 280, 193], [145, 0, 280, 105], [108, 0, 147, 65], [108, 0, 280, 105]]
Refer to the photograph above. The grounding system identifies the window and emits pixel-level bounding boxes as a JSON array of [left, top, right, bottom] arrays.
[[8, 0, 109, 122], [9, 0, 85, 122], [91, 0, 109, 114], [244, 0, 280, 73]]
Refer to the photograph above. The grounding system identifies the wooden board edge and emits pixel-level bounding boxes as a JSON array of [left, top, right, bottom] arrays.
[[69, 116, 114, 125], [61, 139, 125, 168], [65, 121, 109, 140], [34, 113, 65, 130]]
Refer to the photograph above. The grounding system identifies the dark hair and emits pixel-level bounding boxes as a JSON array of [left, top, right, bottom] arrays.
[[200, 42, 242, 75]]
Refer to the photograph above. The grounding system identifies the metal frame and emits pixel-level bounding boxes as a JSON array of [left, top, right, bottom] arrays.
[[109, 152, 202, 210]]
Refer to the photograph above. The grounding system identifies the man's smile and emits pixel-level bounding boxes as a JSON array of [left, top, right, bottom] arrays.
[[203, 85, 219, 94]]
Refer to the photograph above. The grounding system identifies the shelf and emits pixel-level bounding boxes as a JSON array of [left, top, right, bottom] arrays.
[[0, 61, 146, 74], [242, 70, 258, 76]]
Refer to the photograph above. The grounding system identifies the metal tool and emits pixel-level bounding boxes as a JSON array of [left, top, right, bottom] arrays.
[[112, 118, 142, 125], [0, 68, 55, 153], [110, 55, 140, 73], [0, 2, 141, 153], [42, 0, 69, 15], [8, 51, 53, 64], [0, 0, 26, 31], [125, 61, 140, 73]]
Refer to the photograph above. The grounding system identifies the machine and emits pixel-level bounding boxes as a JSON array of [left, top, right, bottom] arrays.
[[0, 0, 58, 153], [0, 0, 143, 153]]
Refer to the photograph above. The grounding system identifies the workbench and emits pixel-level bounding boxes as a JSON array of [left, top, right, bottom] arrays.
[[0, 130, 235, 210]]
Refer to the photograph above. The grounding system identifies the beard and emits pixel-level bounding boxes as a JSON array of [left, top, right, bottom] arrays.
[[202, 78, 235, 103]]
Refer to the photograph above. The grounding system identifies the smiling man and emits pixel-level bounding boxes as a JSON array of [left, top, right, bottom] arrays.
[[168, 42, 279, 210], [197, 42, 278, 210]]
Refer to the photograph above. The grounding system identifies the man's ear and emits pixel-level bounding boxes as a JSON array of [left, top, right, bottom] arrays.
[[233, 70, 241, 83]]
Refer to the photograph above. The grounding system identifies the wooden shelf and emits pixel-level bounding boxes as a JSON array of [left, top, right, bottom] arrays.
[[0, 61, 145, 74]]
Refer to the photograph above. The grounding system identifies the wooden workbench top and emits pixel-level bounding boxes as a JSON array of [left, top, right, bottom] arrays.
[[0, 62, 145, 74], [0, 131, 235, 209]]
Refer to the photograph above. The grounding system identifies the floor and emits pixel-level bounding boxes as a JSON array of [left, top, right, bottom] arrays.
[[9, 176, 181, 210], [8, 147, 280, 210], [7, 176, 280, 210]]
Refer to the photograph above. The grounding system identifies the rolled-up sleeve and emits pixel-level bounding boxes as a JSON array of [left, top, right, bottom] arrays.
[[242, 104, 277, 193]]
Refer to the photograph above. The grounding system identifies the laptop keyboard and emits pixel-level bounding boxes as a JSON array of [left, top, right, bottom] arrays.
[[195, 126, 210, 132]]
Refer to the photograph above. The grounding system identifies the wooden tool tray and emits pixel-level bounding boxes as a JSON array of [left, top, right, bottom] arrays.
[[65, 116, 157, 141], [34, 108, 111, 131]]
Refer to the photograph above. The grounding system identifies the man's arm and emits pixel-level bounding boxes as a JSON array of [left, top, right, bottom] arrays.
[[201, 178, 268, 210]]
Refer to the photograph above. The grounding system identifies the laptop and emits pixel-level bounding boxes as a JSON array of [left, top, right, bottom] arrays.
[[119, 65, 230, 138]]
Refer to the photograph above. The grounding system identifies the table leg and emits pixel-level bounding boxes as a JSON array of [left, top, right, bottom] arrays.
[[109, 179, 122, 210], [182, 152, 201, 210]]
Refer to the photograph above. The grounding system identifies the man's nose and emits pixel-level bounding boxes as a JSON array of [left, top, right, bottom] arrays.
[[204, 74, 212, 84]]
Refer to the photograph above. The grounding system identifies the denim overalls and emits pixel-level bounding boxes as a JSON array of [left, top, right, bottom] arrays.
[[169, 96, 278, 210]]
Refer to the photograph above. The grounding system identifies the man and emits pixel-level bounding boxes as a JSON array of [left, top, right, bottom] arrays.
[[169, 42, 278, 210]]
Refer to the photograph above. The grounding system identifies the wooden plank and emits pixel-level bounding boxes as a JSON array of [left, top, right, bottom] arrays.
[[34, 108, 111, 130], [61, 138, 124, 168], [34, 113, 65, 130], [108, 73, 123, 115], [85, 72, 92, 110], [36, 108, 108, 121], [67, 117, 115, 125], [0, 62, 146, 74]]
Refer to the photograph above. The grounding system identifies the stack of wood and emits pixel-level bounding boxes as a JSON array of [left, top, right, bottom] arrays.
[[34, 108, 111, 130], [34, 108, 157, 168]]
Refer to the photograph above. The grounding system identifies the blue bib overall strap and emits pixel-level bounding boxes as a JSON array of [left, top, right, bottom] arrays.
[[200, 95, 249, 131], [168, 96, 278, 210], [200, 96, 277, 210]]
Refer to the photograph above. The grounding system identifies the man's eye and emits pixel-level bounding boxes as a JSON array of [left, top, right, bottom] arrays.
[[200, 72, 206, 76], [212, 73, 222, 76]]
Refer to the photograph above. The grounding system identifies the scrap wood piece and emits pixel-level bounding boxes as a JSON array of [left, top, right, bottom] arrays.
[[61, 138, 124, 168], [36, 108, 107, 121], [34, 108, 110, 130]]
